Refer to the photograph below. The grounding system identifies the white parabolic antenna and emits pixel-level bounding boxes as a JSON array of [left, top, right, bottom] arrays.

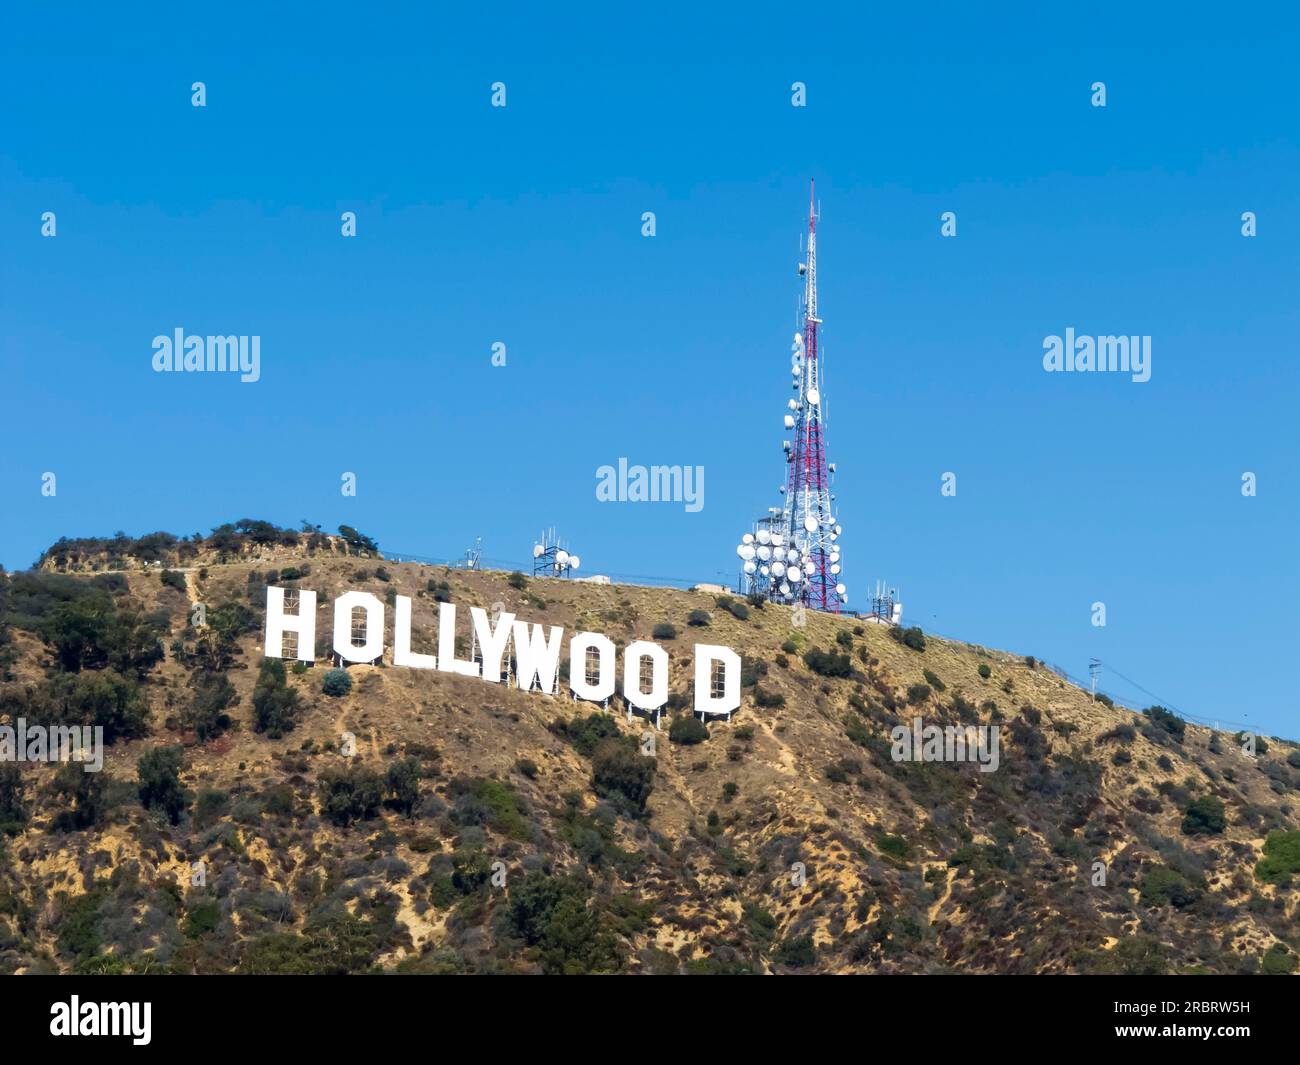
[[772, 561, 786, 577], [803, 515, 818, 533], [737, 544, 755, 560], [742, 533, 755, 544], [744, 560, 757, 574], [757, 529, 771, 545], [568, 555, 580, 571], [556, 550, 569, 565], [757, 545, 771, 561], [532, 544, 544, 558]]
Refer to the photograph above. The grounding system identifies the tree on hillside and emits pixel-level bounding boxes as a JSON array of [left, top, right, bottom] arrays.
[[253, 659, 300, 738], [138, 745, 189, 824]]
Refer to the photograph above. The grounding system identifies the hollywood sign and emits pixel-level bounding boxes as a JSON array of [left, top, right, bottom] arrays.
[[263, 588, 742, 720]]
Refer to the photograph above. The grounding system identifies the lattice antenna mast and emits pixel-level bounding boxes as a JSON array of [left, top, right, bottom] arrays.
[[780, 180, 844, 611], [734, 183, 845, 610]]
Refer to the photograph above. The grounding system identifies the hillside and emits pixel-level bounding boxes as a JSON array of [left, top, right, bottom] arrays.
[[1, 523, 1298, 975]]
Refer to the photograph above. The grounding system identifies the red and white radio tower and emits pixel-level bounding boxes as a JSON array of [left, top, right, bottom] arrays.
[[784, 180, 845, 611], [735, 182, 846, 611]]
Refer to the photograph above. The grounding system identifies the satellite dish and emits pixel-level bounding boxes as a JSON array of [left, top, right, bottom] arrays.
[[760, 565, 770, 576], [771, 533, 783, 546], [756, 529, 771, 545], [757, 545, 771, 561], [532, 544, 544, 558], [779, 583, 791, 596], [743, 560, 757, 574], [556, 550, 569, 565], [771, 561, 786, 577], [742, 533, 755, 544], [836, 583, 847, 596], [807, 388, 820, 406], [789, 568, 802, 583], [830, 564, 841, 575], [568, 555, 580, 571], [784, 415, 795, 428], [788, 399, 798, 410], [804, 562, 817, 576], [738, 544, 755, 560], [803, 515, 818, 533], [791, 366, 801, 377], [834, 525, 842, 535], [787, 549, 799, 563]]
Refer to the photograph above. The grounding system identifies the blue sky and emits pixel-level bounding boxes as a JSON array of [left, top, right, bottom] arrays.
[[2, 5, 1297, 737]]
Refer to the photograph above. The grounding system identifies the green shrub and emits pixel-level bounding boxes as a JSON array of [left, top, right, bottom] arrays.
[[184, 899, 222, 938], [506, 872, 622, 974], [888, 625, 926, 652], [160, 569, 187, 594], [318, 765, 384, 826], [907, 683, 931, 705], [803, 648, 851, 678], [184, 674, 235, 741], [669, 715, 709, 745], [507, 572, 528, 590], [46, 669, 151, 743], [1261, 944, 1297, 976], [448, 776, 530, 839], [138, 745, 188, 824], [922, 669, 945, 692], [977, 663, 991, 680], [1079, 935, 1168, 975], [252, 659, 300, 738], [1143, 705, 1185, 742], [552, 713, 622, 757], [385, 756, 423, 817], [1255, 830, 1300, 884], [652, 622, 678, 640], [0, 764, 27, 829], [1181, 795, 1226, 836], [876, 833, 912, 862], [322, 668, 353, 697], [835, 630, 853, 648], [687, 609, 711, 627], [715, 597, 749, 620], [753, 686, 785, 709], [591, 738, 655, 816], [1139, 866, 1201, 909], [774, 934, 816, 968]]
